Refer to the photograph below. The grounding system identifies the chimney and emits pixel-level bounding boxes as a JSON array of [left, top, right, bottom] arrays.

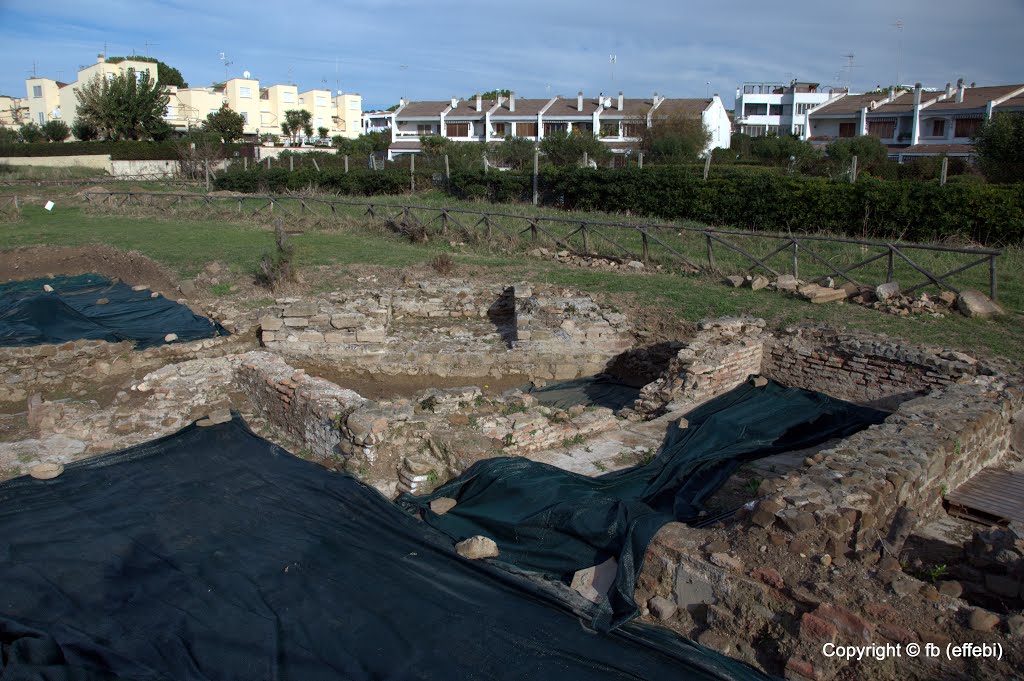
[[888, 86, 895, 100], [399, 97, 405, 107], [617, 91, 623, 110], [577, 91, 584, 112], [913, 82, 922, 107], [476, 94, 482, 112], [945, 82, 953, 97], [451, 96, 458, 108], [956, 78, 965, 103], [96, 54, 105, 64], [509, 91, 516, 112]]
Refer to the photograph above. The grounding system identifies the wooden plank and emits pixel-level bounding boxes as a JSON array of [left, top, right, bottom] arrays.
[[947, 468, 1024, 523]]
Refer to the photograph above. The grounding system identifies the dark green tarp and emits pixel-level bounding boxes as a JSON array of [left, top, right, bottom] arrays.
[[400, 379, 888, 629], [0, 274, 227, 348], [524, 375, 642, 411], [0, 416, 774, 681]]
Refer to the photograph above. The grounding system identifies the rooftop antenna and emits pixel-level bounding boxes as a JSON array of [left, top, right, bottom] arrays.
[[144, 41, 159, 59], [335, 57, 341, 93], [892, 19, 904, 87], [29, 61, 37, 78], [841, 53, 859, 91], [399, 64, 408, 97], [609, 54, 617, 87], [219, 52, 232, 81]]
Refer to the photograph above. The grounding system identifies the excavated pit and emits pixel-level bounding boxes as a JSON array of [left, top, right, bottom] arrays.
[[2, 271, 1023, 681]]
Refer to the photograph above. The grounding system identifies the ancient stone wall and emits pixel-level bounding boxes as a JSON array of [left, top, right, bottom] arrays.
[[761, 326, 984, 406]]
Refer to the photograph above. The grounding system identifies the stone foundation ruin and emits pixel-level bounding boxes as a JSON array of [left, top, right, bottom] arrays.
[[2, 275, 1022, 681]]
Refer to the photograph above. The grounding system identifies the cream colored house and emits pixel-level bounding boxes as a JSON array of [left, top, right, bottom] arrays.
[[298, 89, 333, 137], [0, 95, 28, 130], [332, 93, 362, 139], [25, 77, 62, 128], [164, 85, 225, 132], [259, 84, 298, 136]]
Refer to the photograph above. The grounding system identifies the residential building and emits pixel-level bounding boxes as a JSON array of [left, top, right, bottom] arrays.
[[0, 95, 28, 130], [807, 79, 1024, 159], [734, 81, 837, 138], [387, 91, 731, 160], [23, 55, 364, 141], [25, 77, 62, 128], [805, 90, 906, 143], [362, 110, 395, 134]]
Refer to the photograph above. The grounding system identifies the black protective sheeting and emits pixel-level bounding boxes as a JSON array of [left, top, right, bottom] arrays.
[[400, 380, 888, 629], [0, 416, 775, 681], [0, 274, 227, 348], [524, 375, 642, 411]]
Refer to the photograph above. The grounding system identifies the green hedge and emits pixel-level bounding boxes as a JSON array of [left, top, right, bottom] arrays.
[[214, 165, 1024, 245], [0, 141, 245, 161]]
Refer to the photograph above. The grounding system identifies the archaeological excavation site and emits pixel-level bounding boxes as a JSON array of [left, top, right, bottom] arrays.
[[2, 248, 1023, 681]]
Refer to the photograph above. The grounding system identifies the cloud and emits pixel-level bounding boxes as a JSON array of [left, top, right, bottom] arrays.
[[0, 0, 1020, 109]]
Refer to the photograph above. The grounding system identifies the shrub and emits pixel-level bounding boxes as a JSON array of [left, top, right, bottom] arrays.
[[255, 219, 295, 291], [429, 253, 455, 275], [42, 120, 71, 142], [19, 123, 44, 143], [71, 120, 99, 141]]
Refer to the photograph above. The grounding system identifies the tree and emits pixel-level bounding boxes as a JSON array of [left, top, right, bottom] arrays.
[[71, 119, 99, 141], [0, 128, 17, 145], [74, 69, 170, 140], [106, 56, 188, 88], [332, 130, 391, 156], [825, 136, 891, 177], [41, 119, 70, 142], [749, 134, 819, 166], [282, 109, 312, 144], [203, 104, 245, 143], [19, 122, 44, 143], [539, 130, 610, 167], [641, 114, 711, 163], [317, 126, 330, 141], [491, 136, 536, 170], [466, 89, 510, 101], [975, 112, 1024, 184]]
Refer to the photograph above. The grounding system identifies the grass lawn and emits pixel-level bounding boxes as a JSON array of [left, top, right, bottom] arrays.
[[3, 198, 1023, 363]]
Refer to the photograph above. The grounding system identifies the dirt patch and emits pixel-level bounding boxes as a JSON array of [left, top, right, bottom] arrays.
[[292, 362, 531, 401], [0, 245, 182, 299]]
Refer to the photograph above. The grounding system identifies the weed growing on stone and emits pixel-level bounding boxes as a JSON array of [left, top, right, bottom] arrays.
[[419, 396, 438, 413], [502, 404, 528, 416], [562, 434, 586, 448], [430, 253, 455, 276], [593, 461, 607, 472], [209, 283, 233, 296]]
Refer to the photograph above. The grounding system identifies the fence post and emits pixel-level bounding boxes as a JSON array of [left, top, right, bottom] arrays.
[[441, 209, 448, 235], [940, 157, 948, 186], [444, 154, 450, 182], [204, 160, 210, 191], [483, 153, 488, 174], [311, 157, 320, 172], [850, 155, 858, 183], [530, 219, 538, 242], [532, 149, 539, 206], [638, 151, 643, 169], [581, 223, 590, 253], [886, 246, 894, 282], [266, 157, 271, 169], [244, 157, 247, 171], [641, 230, 649, 263], [289, 156, 294, 172], [792, 240, 799, 279], [990, 254, 997, 301], [369, 153, 374, 171], [703, 154, 711, 181], [705, 232, 715, 270], [344, 155, 349, 173], [582, 151, 588, 168], [410, 153, 415, 192]]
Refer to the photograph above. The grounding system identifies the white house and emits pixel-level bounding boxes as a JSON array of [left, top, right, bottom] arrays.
[[734, 81, 838, 138]]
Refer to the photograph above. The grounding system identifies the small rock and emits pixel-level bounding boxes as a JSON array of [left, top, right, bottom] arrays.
[[429, 497, 458, 515], [709, 552, 744, 572], [819, 554, 832, 567], [151, 292, 160, 298], [205, 409, 231, 425], [455, 535, 500, 560], [957, 290, 1004, 319], [749, 275, 769, 291], [938, 580, 963, 598], [132, 284, 149, 291], [724, 275, 745, 288], [626, 261, 645, 271], [648, 596, 677, 620], [164, 333, 178, 343], [775, 274, 799, 292], [95, 298, 109, 305], [43, 284, 54, 292], [876, 281, 901, 301], [750, 376, 768, 388], [178, 280, 197, 295], [1007, 614, 1024, 637], [968, 608, 1000, 633], [29, 463, 64, 480]]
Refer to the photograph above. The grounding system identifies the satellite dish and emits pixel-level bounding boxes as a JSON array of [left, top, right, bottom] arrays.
[[243, 70, 251, 79]]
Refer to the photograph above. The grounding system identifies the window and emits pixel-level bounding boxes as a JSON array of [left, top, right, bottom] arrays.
[[868, 120, 896, 138], [794, 124, 805, 136], [573, 122, 593, 135], [492, 122, 507, 136], [954, 117, 982, 138], [240, 111, 248, 123], [544, 122, 567, 135], [740, 125, 766, 137], [32, 85, 42, 98], [283, 92, 295, 103], [349, 101, 359, 110], [930, 119, 946, 137], [795, 102, 815, 115], [239, 86, 252, 98], [839, 122, 857, 138], [766, 124, 780, 136], [316, 95, 327, 106], [447, 122, 469, 137], [600, 123, 619, 137], [622, 122, 644, 137], [417, 124, 434, 135], [769, 104, 783, 116], [744, 103, 768, 116], [164, 106, 175, 120], [38, 112, 44, 125], [516, 121, 538, 137]]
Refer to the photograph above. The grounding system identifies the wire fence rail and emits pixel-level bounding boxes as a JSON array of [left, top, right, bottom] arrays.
[[81, 190, 1003, 300]]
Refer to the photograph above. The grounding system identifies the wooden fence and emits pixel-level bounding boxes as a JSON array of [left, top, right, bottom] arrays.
[[81, 191, 1003, 300]]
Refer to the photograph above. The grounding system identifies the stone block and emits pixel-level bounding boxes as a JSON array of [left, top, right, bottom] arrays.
[[284, 301, 318, 317], [259, 317, 283, 331], [673, 564, 715, 611], [324, 331, 357, 344], [283, 317, 309, 328], [356, 326, 386, 343], [957, 290, 1004, 319], [331, 313, 363, 329], [875, 281, 901, 301]]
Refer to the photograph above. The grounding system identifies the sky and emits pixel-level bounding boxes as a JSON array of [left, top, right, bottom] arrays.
[[0, 0, 1021, 111]]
